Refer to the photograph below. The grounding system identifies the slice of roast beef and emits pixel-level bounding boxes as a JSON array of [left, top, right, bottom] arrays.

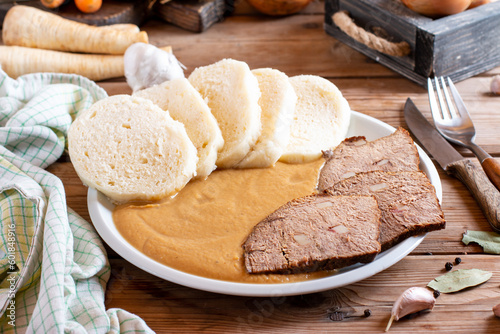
[[243, 194, 382, 274], [326, 171, 445, 251], [318, 127, 420, 192]]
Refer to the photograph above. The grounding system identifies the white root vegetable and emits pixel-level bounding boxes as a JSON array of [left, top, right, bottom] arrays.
[[0, 45, 172, 81], [124, 43, 185, 92], [100, 24, 141, 34], [2, 6, 148, 55]]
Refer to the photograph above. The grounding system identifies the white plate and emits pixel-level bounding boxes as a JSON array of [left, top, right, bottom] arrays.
[[88, 111, 442, 297]]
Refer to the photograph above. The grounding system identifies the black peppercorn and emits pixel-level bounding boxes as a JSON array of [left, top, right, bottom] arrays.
[[433, 290, 440, 299], [455, 257, 462, 265], [445, 262, 453, 271], [364, 309, 372, 317]]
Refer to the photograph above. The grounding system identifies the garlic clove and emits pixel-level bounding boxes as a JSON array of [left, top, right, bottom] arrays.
[[385, 287, 436, 331], [493, 303, 500, 318], [491, 75, 500, 95], [124, 42, 185, 93]]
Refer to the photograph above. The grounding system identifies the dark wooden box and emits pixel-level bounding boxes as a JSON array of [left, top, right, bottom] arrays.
[[154, 0, 235, 32], [324, 0, 500, 86]]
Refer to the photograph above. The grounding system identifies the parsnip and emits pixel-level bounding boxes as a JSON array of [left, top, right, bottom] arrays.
[[100, 24, 141, 34], [0, 45, 172, 81], [2, 6, 148, 55]]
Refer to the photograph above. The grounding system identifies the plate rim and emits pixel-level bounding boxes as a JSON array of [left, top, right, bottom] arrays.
[[87, 111, 442, 297]]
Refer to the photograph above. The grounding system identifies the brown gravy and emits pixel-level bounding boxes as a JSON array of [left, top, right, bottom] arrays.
[[113, 159, 335, 283]]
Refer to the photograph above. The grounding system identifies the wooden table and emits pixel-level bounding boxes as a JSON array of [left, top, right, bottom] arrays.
[[47, 1, 500, 332]]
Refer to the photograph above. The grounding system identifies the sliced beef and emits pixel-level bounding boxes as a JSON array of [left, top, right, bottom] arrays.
[[326, 171, 445, 251], [318, 127, 420, 192], [243, 194, 382, 274]]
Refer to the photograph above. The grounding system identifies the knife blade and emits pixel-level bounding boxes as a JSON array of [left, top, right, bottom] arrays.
[[404, 98, 500, 233]]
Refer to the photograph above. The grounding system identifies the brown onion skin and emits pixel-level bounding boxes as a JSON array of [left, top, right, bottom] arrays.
[[401, 0, 472, 17], [246, 0, 314, 16], [468, 0, 492, 9]]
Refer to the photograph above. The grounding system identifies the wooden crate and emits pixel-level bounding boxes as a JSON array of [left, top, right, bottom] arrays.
[[324, 0, 500, 86], [154, 0, 235, 32]]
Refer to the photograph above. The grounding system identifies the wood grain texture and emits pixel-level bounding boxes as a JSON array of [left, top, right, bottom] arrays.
[[104, 256, 500, 333], [482, 157, 500, 193], [38, 2, 500, 332], [154, 0, 235, 32], [447, 159, 500, 233], [325, 0, 500, 86]]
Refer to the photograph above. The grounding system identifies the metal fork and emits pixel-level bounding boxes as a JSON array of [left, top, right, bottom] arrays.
[[428, 76, 500, 192]]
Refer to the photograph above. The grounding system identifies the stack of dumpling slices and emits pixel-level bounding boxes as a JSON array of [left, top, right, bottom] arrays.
[[68, 58, 351, 204]]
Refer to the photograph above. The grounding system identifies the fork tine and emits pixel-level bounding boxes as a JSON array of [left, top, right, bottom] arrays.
[[434, 77, 451, 119], [440, 77, 458, 118], [446, 77, 468, 118], [427, 77, 443, 120]]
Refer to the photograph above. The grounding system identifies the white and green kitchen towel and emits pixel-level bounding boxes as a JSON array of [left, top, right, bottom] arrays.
[[0, 67, 154, 333]]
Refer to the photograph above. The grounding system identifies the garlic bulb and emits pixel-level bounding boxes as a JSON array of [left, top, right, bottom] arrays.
[[124, 42, 185, 93], [385, 287, 436, 331]]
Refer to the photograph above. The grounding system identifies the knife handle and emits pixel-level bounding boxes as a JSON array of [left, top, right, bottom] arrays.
[[447, 159, 500, 233], [482, 157, 500, 193]]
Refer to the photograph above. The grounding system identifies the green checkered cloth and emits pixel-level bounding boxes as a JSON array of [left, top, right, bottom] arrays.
[[0, 68, 154, 333]]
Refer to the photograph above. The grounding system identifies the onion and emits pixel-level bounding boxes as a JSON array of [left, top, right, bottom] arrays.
[[246, 0, 313, 16], [468, 0, 493, 8], [400, 0, 472, 17]]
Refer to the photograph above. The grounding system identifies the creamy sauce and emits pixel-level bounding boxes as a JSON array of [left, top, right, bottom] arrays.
[[113, 159, 335, 283]]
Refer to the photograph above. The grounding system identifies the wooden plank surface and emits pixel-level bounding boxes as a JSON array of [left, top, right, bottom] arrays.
[[41, 0, 500, 332], [154, 0, 235, 32], [103, 255, 500, 333]]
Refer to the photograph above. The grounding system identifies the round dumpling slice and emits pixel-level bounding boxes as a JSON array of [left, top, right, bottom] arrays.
[[280, 75, 351, 163], [68, 94, 198, 204], [188, 58, 262, 169], [134, 78, 223, 179], [236, 68, 297, 168]]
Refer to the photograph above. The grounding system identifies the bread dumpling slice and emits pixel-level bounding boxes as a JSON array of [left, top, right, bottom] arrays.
[[134, 78, 223, 178], [236, 68, 297, 168], [68, 95, 198, 204], [188, 58, 262, 168], [280, 75, 351, 163]]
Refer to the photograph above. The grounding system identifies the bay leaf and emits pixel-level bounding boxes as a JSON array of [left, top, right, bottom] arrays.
[[427, 269, 492, 293], [462, 230, 500, 254]]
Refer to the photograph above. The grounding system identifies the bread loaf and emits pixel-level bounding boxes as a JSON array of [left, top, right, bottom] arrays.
[[236, 68, 296, 168], [134, 78, 224, 178], [68, 95, 198, 204], [280, 75, 350, 163], [188, 58, 262, 168]]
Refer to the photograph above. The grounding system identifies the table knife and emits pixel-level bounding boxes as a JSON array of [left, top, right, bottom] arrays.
[[404, 98, 500, 233]]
